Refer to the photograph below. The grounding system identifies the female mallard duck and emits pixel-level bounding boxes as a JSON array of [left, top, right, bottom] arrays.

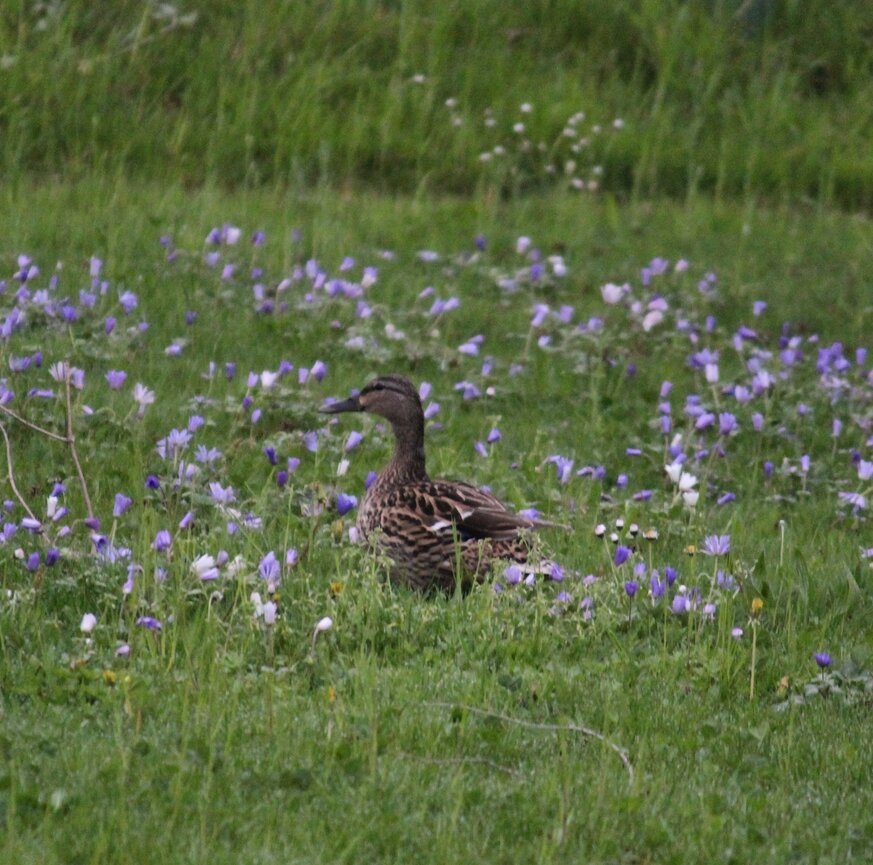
[[320, 374, 558, 592]]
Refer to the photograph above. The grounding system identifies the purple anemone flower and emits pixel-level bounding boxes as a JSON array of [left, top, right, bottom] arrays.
[[336, 493, 358, 516], [152, 530, 172, 551], [814, 652, 832, 669], [113, 493, 133, 517], [137, 616, 162, 631], [701, 534, 731, 556], [106, 370, 127, 389], [614, 545, 632, 566]]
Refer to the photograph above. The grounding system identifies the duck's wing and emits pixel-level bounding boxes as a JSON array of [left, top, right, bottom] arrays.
[[379, 479, 541, 543]]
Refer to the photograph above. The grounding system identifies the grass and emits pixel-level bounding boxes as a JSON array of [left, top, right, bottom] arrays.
[[0, 179, 872, 864], [2, 0, 873, 205], [2, 3, 873, 862]]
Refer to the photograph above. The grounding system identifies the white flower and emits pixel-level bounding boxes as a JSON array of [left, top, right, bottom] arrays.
[[549, 256, 567, 277], [705, 363, 720, 384], [601, 283, 625, 304], [227, 555, 247, 577], [642, 310, 664, 331], [80, 613, 97, 633], [190, 554, 217, 580], [260, 370, 279, 389], [682, 490, 700, 508], [314, 616, 333, 633], [262, 601, 277, 626], [665, 462, 683, 484], [48, 361, 69, 383], [678, 471, 698, 491], [133, 383, 156, 416]]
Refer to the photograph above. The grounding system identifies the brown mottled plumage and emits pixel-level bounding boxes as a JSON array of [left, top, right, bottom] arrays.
[[320, 374, 556, 592]]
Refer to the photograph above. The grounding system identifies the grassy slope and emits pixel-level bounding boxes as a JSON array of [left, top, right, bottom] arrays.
[[2, 1, 873, 205], [0, 181, 871, 864]]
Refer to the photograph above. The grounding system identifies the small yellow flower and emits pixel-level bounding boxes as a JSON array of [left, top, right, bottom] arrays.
[[684, 544, 697, 555], [102, 670, 117, 686], [327, 686, 336, 704], [329, 581, 343, 596], [751, 597, 764, 616]]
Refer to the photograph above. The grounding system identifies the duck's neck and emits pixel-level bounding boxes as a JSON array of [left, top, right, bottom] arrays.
[[383, 414, 427, 484]]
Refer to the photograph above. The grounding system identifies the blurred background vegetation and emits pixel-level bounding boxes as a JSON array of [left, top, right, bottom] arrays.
[[2, 0, 872, 206]]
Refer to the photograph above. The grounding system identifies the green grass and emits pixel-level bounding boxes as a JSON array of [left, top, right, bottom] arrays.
[[2, 0, 873, 205], [2, 3, 873, 861], [1, 180, 872, 864]]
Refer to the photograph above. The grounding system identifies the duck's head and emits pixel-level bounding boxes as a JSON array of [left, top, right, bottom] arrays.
[[319, 375, 423, 426]]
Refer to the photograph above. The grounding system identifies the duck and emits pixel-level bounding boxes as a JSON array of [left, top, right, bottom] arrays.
[[320, 374, 560, 592]]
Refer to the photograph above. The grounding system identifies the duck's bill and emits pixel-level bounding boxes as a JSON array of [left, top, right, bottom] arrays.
[[319, 395, 361, 414]]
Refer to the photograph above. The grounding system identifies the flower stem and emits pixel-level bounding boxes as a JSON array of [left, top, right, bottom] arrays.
[[749, 621, 758, 700]]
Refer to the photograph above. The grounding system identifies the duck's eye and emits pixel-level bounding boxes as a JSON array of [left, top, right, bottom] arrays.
[[367, 382, 385, 392]]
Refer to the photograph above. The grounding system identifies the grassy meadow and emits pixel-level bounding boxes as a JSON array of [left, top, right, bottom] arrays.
[[2, 3, 873, 864]]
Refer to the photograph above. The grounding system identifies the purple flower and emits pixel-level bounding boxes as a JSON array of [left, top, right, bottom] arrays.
[[695, 412, 716, 431], [152, 530, 172, 551], [671, 594, 688, 614], [209, 482, 236, 505], [718, 412, 738, 436], [259, 551, 281, 585], [137, 616, 162, 631], [276, 470, 289, 488], [336, 493, 358, 516], [106, 370, 127, 389], [649, 573, 666, 598], [814, 652, 832, 669], [614, 545, 631, 566], [119, 290, 138, 314], [263, 446, 278, 466], [156, 428, 192, 459], [701, 534, 731, 556], [548, 455, 574, 484], [504, 564, 523, 585], [178, 510, 195, 530], [345, 431, 364, 451], [25, 551, 40, 572], [303, 431, 319, 452], [716, 570, 737, 591], [624, 580, 638, 598], [45, 547, 60, 566], [113, 493, 133, 517], [145, 475, 160, 490]]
